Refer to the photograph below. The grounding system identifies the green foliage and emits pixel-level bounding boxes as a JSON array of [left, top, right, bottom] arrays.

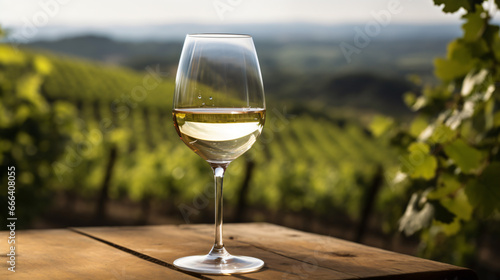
[[0, 43, 78, 224], [433, 0, 483, 13], [379, 0, 500, 266], [398, 192, 435, 235], [465, 162, 500, 216], [369, 115, 394, 137], [400, 142, 437, 180], [0, 40, 401, 229], [443, 138, 484, 173], [40, 53, 174, 108]]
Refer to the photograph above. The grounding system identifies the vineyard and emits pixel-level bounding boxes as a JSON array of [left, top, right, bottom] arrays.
[[2, 1, 500, 277], [1, 47, 403, 234]]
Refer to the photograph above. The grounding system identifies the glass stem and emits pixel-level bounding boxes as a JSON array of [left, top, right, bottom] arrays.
[[211, 165, 227, 253]]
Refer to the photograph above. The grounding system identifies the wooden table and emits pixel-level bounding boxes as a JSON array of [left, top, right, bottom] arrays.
[[1, 223, 477, 279]]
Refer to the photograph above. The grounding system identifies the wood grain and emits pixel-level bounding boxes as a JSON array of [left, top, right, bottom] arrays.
[[184, 223, 478, 279], [0, 229, 199, 280], [73, 225, 351, 280], [75, 223, 478, 280]]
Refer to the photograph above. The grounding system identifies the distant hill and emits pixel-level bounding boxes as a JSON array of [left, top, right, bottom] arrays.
[[26, 35, 183, 69], [325, 72, 415, 114], [6, 23, 461, 42], [21, 28, 452, 117], [24, 32, 449, 74]]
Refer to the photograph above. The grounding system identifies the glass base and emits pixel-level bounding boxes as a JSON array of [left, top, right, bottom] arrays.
[[173, 246, 264, 275]]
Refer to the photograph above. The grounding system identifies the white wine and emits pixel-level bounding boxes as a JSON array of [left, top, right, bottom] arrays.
[[173, 108, 265, 164]]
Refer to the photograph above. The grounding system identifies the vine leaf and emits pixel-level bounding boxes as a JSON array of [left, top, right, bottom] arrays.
[[399, 193, 434, 236], [433, 0, 482, 13], [445, 100, 475, 130], [434, 40, 476, 81], [462, 6, 486, 42], [465, 162, 500, 216], [461, 69, 488, 96], [401, 142, 437, 180], [429, 199, 455, 224], [440, 188, 473, 221], [434, 58, 471, 82], [369, 115, 394, 137], [434, 0, 470, 13], [443, 138, 484, 173], [409, 116, 429, 138], [483, 24, 500, 46], [34, 56, 52, 76], [433, 218, 461, 235], [494, 111, 500, 127], [429, 124, 456, 143], [428, 174, 461, 200]]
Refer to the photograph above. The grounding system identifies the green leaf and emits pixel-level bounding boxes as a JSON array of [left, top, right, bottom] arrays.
[[0, 45, 26, 65], [444, 100, 475, 130], [404, 92, 416, 108], [429, 199, 455, 224], [444, 38, 488, 64], [399, 193, 434, 236], [409, 116, 429, 138], [464, 40, 490, 60], [430, 124, 457, 143], [16, 74, 49, 113], [433, 0, 472, 13], [443, 138, 484, 173], [409, 141, 430, 154], [369, 115, 394, 137], [441, 188, 473, 221], [493, 28, 500, 61], [411, 96, 427, 111], [435, 57, 474, 82], [401, 142, 437, 180], [484, 98, 495, 130], [493, 111, 500, 127], [422, 84, 452, 99], [33, 56, 52, 75], [465, 162, 500, 216], [428, 173, 461, 200], [433, 218, 461, 235], [461, 69, 488, 96], [413, 156, 438, 179], [448, 40, 472, 62], [482, 24, 500, 46], [462, 6, 486, 42]]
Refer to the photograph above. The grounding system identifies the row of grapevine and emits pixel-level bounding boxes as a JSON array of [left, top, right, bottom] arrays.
[[19, 48, 400, 228]]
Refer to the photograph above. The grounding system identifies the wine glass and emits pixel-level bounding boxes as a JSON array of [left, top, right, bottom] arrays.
[[172, 34, 265, 274]]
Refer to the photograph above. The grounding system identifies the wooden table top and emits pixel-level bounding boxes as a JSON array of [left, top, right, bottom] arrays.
[[1, 223, 477, 279]]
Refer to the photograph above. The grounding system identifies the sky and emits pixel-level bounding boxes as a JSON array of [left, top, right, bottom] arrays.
[[0, 0, 486, 27]]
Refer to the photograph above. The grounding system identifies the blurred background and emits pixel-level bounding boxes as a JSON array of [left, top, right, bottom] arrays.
[[1, 0, 500, 278]]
